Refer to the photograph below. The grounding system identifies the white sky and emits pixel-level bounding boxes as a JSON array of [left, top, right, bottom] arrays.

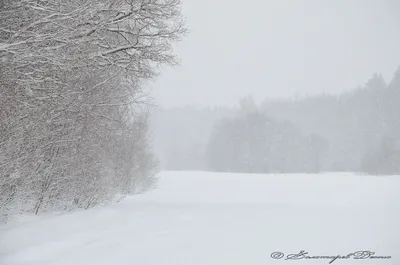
[[151, 0, 400, 108]]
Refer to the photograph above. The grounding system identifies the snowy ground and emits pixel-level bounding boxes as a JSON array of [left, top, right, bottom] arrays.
[[1, 171, 399, 265]]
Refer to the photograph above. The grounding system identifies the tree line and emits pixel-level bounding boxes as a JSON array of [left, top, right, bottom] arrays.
[[0, 0, 185, 223], [152, 68, 400, 175]]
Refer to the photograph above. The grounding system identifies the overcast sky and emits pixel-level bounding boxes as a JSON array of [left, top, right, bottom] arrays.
[[151, 0, 400, 108]]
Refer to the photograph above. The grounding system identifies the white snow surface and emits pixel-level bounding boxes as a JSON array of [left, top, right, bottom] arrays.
[[1, 171, 399, 265]]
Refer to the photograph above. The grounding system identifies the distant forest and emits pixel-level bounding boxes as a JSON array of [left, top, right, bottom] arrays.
[[151, 67, 400, 175]]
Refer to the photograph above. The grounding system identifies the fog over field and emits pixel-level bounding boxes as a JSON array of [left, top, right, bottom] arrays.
[[149, 0, 400, 175]]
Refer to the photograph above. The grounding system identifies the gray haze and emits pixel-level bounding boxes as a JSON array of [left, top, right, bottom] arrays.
[[152, 0, 400, 107]]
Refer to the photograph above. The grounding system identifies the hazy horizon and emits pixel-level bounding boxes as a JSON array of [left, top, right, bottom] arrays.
[[151, 0, 400, 108]]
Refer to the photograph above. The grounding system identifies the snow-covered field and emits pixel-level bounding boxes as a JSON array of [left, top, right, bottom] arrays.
[[1, 171, 399, 265]]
